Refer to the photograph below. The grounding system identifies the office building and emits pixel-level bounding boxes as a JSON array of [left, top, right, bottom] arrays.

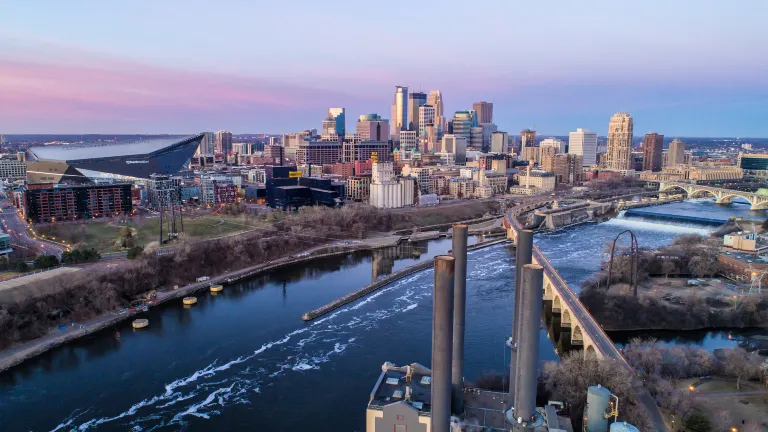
[[369, 162, 415, 209], [738, 152, 768, 171], [215, 130, 233, 154], [418, 105, 435, 136], [469, 127, 483, 151], [356, 114, 390, 142], [490, 131, 509, 154], [408, 92, 427, 132], [399, 130, 419, 152], [346, 175, 372, 202], [452, 111, 472, 140], [441, 135, 468, 164], [23, 183, 132, 223], [539, 138, 566, 154], [343, 141, 391, 163], [391, 86, 409, 139], [667, 138, 686, 166], [326, 108, 346, 136], [605, 112, 634, 171], [472, 101, 493, 124], [146, 174, 182, 209], [515, 169, 556, 191], [520, 129, 536, 150], [427, 90, 444, 120], [295, 141, 341, 165], [0, 157, 26, 179], [541, 154, 584, 185], [264, 144, 284, 164], [568, 128, 598, 166], [642, 133, 664, 172]]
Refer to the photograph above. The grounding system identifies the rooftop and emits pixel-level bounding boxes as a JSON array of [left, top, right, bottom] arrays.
[[368, 363, 433, 414], [28, 135, 201, 161]]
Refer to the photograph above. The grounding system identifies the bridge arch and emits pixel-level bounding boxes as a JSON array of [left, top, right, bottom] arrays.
[[688, 189, 716, 199], [572, 325, 584, 345], [553, 296, 562, 313], [659, 184, 688, 195], [561, 309, 572, 327], [544, 282, 553, 299], [585, 345, 597, 360], [750, 200, 768, 210]]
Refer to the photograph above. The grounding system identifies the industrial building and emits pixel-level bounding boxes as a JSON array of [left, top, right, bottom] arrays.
[[23, 183, 132, 223], [264, 165, 343, 209], [369, 162, 415, 209], [27, 134, 204, 180]]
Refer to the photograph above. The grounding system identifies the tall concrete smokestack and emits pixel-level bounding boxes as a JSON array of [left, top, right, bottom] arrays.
[[510, 229, 533, 399], [451, 224, 468, 414], [431, 255, 455, 432], [512, 264, 543, 430]]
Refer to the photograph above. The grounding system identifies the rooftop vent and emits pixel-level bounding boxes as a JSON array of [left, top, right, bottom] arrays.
[[392, 390, 403, 399], [386, 377, 399, 385], [420, 376, 431, 385]]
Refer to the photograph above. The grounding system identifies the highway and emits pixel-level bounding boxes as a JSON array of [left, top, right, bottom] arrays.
[[0, 191, 64, 257]]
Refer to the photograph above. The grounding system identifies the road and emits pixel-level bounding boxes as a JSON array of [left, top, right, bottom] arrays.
[[0, 191, 63, 257]]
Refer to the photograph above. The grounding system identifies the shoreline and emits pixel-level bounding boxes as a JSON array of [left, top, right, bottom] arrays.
[[0, 231, 506, 374], [603, 324, 768, 333]]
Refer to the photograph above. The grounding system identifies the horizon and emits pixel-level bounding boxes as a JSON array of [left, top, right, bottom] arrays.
[[1, 0, 767, 136]]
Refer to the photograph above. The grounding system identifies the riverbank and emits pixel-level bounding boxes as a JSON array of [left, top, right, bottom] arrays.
[[301, 238, 509, 321]]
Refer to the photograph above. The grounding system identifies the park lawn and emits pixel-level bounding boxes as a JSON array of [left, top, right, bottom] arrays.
[[35, 215, 257, 253], [0, 272, 23, 281]]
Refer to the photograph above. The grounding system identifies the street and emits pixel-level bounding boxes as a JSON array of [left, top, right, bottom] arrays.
[[0, 190, 63, 257]]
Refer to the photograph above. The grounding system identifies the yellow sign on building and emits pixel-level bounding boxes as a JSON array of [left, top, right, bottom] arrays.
[[371, 151, 378, 162], [289, 171, 302, 178]]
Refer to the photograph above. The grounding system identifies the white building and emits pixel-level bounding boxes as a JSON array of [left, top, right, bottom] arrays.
[[0, 158, 26, 180], [369, 162, 415, 209], [441, 135, 468, 164], [540, 138, 566, 154], [490, 131, 509, 154], [569, 128, 598, 166]]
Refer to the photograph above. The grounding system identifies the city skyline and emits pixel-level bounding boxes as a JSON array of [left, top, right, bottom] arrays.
[[1, 1, 767, 136]]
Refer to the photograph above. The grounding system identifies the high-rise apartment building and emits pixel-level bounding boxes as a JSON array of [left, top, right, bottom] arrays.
[[605, 112, 634, 171], [490, 131, 509, 153], [667, 138, 686, 166], [520, 129, 536, 149], [568, 128, 598, 166], [399, 130, 419, 152], [198, 132, 215, 155], [215, 130, 233, 154], [540, 138, 566, 154], [452, 111, 473, 140], [408, 92, 427, 132], [472, 101, 493, 124], [541, 154, 584, 185], [356, 114, 390, 142], [391, 86, 408, 139], [642, 133, 664, 171]]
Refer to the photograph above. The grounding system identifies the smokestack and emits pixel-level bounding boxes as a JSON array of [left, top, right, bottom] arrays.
[[526, 164, 531, 189], [512, 264, 543, 430], [431, 255, 455, 432], [510, 229, 533, 399], [451, 224, 468, 414]]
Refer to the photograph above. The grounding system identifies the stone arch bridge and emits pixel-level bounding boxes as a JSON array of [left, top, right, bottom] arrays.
[[659, 181, 768, 210]]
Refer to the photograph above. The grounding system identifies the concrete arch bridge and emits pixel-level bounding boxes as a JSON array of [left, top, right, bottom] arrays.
[[659, 181, 768, 210]]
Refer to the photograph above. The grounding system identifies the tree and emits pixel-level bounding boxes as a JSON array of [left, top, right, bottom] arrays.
[[661, 259, 677, 279], [33, 254, 59, 269], [683, 411, 712, 432], [127, 246, 144, 259]]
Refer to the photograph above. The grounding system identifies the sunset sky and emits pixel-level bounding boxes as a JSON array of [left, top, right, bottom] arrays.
[[1, 0, 767, 136]]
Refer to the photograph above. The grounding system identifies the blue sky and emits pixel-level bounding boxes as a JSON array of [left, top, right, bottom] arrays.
[[1, 0, 766, 136]]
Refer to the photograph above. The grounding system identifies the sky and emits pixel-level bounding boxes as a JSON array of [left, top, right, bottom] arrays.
[[1, 0, 767, 136]]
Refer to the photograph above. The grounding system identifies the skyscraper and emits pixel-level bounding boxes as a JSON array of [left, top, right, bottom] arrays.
[[520, 129, 536, 149], [326, 108, 346, 136], [568, 128, 598, 166], [605, 112, 634, 171], [667, 138, 686, 166], [427, 90, 444, 119], [391, 86, 408, 139], [408, 92, 427, 132], [215, 130, 233, 154], [356, 114, 390, 142], [642, 133, 664, 171], [490, 131, 509, 153], [198, 131, 215, 155], [540, 138, 566, 154], [418, 105, 436, 151], [452, 111, 473, 140], [472, 101, 493, 124]]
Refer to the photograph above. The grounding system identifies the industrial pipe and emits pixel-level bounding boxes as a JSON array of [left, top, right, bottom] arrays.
[[513, 264, 543, 430], [510, 229, 533, 398], [431, 255, 455, 432], [451, 224, 468, 414]]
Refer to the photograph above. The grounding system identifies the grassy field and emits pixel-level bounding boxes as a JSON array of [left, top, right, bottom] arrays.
[[35, 214, 259, 253]]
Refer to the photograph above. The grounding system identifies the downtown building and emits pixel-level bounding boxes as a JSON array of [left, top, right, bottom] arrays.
[[666, 138, 686, 166], [642, 133, 664, 171], [605, 112, 634, 171], [215, 130, 233, 154], [356, 114, 390, 142], [568, 128, 598, 166], [408, 92, 427, 133], [472, 101, 493, 124], [23, 182, 133, 223], [295, 141, 342, 165], [391, 86, 408, 141], [343, 141, 392, 163]]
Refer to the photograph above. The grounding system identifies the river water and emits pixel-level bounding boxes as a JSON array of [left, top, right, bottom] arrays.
[[1, 199, 766, 431]]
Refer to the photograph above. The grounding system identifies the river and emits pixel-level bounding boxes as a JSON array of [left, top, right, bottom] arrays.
[[1, 198, 766, 431]]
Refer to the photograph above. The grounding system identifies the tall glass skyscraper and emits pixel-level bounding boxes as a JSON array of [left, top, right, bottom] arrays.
[[391, 86, 408, 138], [408, 92, 427, 132], [452, 111, 473, 140], [327, 108, 346, 136]]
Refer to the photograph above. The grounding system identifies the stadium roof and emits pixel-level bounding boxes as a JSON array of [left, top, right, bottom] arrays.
[[28, 136, 196, 161]]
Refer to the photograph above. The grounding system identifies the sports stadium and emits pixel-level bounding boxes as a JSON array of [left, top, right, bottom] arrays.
[[26, 134, 204, 182]]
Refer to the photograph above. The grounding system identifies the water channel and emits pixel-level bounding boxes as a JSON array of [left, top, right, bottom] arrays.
[[0, 198, 766, 431]]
